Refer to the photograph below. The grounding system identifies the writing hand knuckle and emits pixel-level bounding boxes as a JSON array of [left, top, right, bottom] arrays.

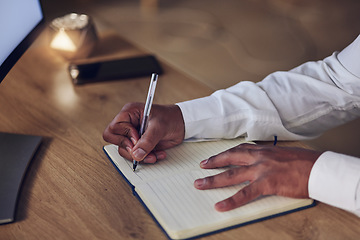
[[108, 123, 117, 133]]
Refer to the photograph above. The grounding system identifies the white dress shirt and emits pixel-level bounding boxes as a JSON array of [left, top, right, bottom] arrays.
[[177, 34, 360, 216]]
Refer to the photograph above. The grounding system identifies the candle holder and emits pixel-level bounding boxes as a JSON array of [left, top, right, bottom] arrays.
[[49, 13, 98, 60]]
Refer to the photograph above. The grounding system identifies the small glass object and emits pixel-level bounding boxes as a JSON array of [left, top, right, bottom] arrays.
[[49, 13, 98, 59]]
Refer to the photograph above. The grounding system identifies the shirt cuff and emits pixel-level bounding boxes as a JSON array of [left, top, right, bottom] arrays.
[[308, 151, 360, 213], [176, 96, 222, 140]]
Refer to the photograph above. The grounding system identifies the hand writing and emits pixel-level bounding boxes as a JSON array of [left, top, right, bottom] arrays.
[[194, 143, 322, 212], [103, 103, 185, 163]]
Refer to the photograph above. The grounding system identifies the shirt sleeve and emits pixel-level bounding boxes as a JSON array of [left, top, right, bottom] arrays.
[[176, 34, 360, 216], [177, 35, 360, 141], [307, 35, 360, 216]]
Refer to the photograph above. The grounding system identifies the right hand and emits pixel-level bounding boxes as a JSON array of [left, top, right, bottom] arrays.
[[103, 103, 185, 163]]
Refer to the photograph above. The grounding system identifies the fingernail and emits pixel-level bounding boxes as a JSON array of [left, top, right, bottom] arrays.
[[194, 178, 206, 188], [142, 156, 153, 163], [155, 151, 166, 160], [131, 137, 137, 145], [133, 148, 146, 160], [215, 201, 227, 210], [200, 159, 209, 167], [126, 147, 132, 154]]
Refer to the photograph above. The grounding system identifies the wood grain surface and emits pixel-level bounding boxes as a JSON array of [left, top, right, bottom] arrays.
[[1, 1, 360, 239]]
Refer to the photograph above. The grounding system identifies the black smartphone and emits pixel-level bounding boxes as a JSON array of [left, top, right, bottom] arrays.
[[68, 55, 163, 84]]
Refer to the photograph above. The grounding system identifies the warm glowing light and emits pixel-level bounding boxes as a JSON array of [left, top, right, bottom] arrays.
[[50, 28, 77, 52], [48, 13, 98, 59], [53, 71, 79, 109]]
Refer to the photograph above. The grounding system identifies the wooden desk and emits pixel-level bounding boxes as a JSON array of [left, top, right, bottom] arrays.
[[0, 27, 359, 240]]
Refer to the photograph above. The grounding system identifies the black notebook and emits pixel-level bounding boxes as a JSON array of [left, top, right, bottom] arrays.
[[103, 139, 314, 240]]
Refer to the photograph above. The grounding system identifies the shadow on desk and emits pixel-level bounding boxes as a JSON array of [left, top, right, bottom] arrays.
[[305, 118, 360, 158]]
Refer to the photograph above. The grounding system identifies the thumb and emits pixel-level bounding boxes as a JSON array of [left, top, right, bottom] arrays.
[[131, 121, 164, 161]]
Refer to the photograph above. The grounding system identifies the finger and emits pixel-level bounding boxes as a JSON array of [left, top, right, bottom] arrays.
[[214, 181, 263, 212], [131, 119, 165, 161], [199, 143, 261, 169], [154, 150, 167, 161], [118, 145, 133, 160], [106, 134, 135, 161], [103, 103, 144, 143], [103, 127, 134, 147], [141, 150, 167, 164], [104, 121, 139, 143], [194, 165, 257, 190]]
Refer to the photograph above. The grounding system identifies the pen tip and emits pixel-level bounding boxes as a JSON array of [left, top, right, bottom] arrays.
[[132, 160, 138, 172]]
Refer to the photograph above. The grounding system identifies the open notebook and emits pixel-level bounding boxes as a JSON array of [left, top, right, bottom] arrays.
[[103, 139, 314, 240]]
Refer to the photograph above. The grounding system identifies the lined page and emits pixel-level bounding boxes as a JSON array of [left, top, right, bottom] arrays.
[[104, 140, 313, 239], [135, 170, 313, 239], [104, 138, 248, 185]]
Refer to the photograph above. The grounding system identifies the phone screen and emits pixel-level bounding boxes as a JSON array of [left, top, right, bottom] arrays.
[[68, 55, 163, 84]]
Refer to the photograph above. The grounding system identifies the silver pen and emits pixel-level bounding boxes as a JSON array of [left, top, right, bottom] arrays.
[[133, 73, 159, 171]]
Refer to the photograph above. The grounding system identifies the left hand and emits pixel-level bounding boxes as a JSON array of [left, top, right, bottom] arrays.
[[194, 143, 322, 212]]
